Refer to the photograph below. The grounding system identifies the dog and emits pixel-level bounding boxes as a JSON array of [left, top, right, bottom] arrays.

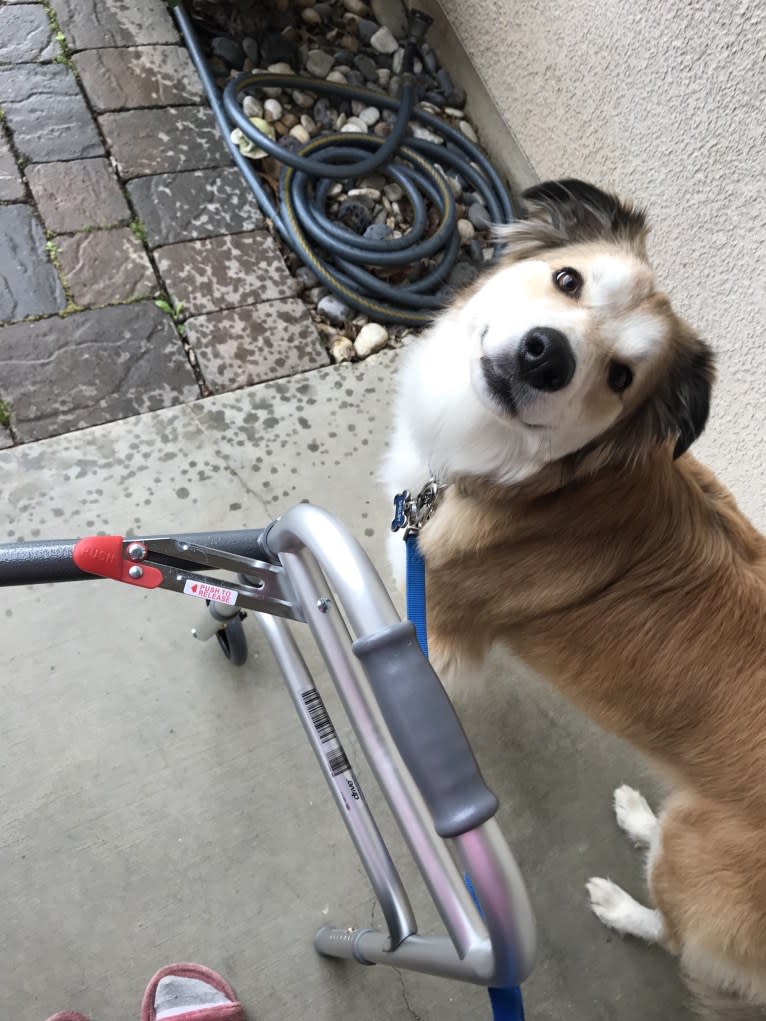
[[383, 179, 766, 1018]]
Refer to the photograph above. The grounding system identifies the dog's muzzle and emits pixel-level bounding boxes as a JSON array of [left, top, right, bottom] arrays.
[[481, 327, 576, 413], [516, 328, 575, 392]]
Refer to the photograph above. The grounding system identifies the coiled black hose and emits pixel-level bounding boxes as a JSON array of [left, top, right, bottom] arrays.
[[174, 4, 514, 326]]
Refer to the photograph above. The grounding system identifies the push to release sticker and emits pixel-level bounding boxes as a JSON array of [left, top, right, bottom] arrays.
[[182, 579, 238, 605]]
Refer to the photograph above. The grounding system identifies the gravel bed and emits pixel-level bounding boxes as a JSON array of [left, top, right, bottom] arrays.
[[195, 0, 500, 360]]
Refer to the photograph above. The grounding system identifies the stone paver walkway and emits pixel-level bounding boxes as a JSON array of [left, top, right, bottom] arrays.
[[0, 0, 327, 448]]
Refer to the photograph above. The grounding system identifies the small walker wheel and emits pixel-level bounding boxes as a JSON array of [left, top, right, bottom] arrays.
[[216, 615, 248, 666]]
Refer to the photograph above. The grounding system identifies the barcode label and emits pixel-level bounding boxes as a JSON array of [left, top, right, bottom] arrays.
[[302, 689, 334, 741], [301, 688, 351, 778], [327, 749, 351, 777]]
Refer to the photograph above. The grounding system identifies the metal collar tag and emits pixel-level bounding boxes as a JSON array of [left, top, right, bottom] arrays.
[[391, 480, 444, 539]]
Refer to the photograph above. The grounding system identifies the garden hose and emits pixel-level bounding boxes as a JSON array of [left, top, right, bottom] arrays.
[[174, 3, 515, 326]]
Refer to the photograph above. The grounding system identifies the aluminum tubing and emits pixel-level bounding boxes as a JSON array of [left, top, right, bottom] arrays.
[[276, 544, 488, 962], [256, 609, 416, 950]]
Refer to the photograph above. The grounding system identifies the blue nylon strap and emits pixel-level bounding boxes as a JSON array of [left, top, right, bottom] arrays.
[[464, 875, 526, 1021], [404, 534, 526, 1021], [487, 984, 526, 1021], [405, 533, 429, 657]]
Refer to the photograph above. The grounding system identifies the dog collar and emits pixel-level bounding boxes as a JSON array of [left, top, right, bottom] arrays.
[[390, 478, 446, 660], [390, 478, 447, 539]]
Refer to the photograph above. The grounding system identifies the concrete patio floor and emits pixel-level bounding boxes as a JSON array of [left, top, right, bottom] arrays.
[[0, 349, 692, 1020]]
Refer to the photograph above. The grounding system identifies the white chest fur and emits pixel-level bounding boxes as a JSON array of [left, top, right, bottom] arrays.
[[380, 309, 550, 589]]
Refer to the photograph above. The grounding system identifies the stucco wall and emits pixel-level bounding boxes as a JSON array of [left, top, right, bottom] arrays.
[[431, 0, 766, 527]]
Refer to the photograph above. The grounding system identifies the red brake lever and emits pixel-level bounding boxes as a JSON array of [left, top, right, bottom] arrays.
[[72, 535, 164, 589]]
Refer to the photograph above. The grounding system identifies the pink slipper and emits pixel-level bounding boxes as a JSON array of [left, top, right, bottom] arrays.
[[45, 1014, 90, 1021], [141, 963, 244, 1021]]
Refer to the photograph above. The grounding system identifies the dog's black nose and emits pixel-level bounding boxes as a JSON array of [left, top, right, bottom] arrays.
[[517, 328, 576, 392]]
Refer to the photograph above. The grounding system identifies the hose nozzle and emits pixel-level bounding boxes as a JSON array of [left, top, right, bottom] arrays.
[[407, 8, 433, 45]]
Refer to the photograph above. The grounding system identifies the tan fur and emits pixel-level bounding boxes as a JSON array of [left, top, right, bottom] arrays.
[[422, 450, 766, 996], [390, 179, 766, 1008], [392, 179, 765, 1009], [686, 973, 766, 1020], [415, 322, 766, 1002]]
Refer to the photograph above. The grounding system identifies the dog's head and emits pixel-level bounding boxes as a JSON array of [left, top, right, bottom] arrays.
[[431, 179, 714, 483]]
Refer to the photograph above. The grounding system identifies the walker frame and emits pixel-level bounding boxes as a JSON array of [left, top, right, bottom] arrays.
[[0, 503, 535, 1003]]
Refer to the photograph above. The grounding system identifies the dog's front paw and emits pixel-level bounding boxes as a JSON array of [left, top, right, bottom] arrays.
[[613, 784, 658, 846], [587, 877, 630, 928], [586, 877, 664, 943]]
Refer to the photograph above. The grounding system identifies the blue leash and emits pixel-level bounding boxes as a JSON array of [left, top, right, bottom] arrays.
[[464, 876, 526, 1021], [397, 497, 525, 1021], [405, 534, 430, 658]]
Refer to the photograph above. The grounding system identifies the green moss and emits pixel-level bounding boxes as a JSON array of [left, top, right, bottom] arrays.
[[0, 400, 11, 428], [43, 2, 76, 70], [129, 218, 148, 244], [45, 240, 79, 308], [45, 239, 60, 266], [154, 297, 185, 321], [75, 223, 109, 235], [154, 296, 187, 340]]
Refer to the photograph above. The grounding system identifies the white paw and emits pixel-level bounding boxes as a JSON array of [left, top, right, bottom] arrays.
[[586, 877, 664, 943], [613, 784, 658, 846], [587, 877, 629, 927]]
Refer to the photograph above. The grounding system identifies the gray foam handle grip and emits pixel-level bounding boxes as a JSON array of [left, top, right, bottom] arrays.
[[352, 621, 498, 838]]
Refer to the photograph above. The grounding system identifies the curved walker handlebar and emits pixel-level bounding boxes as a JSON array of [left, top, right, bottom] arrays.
[[0, 503, 535, 988], [263, 504, 535, 985]]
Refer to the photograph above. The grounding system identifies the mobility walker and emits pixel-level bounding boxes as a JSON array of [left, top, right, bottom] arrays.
[[0, 503, 536, 1017]]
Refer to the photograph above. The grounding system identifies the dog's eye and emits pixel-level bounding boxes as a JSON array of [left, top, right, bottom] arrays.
[[553, 267, 583, 298], [608, 361, 634, 394]]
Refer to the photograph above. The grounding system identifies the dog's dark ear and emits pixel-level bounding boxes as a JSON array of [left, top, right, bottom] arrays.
[[632, 330, 715, 461], [521, 178, 647, 247], [601, 328, 715, 467], [665, 339, 715, 458]]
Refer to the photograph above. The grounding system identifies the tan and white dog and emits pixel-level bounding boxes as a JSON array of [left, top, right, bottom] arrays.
[[383, 179, 766, 1018]]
